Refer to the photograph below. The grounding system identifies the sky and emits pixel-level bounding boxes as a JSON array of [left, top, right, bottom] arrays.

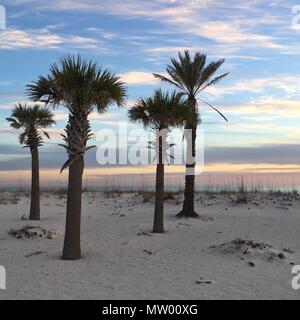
[[1, 0, 300, 183]]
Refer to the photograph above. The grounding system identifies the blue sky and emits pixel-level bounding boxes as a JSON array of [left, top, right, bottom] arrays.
[[1, 0, 300, 173]]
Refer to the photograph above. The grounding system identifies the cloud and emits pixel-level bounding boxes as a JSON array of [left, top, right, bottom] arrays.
[[0, 100, 44, 110], [120, 71, 161, 85], [3, 0, 299, 65], [205, 144, 300, 165], [206, 75, 300, 96], [0, 103, 14, 110], [92, 120, 135, 128], [0, 128, 19, 136], [18, 0, 290, 52], [0, 143, 27, 155], [1, 142, 300, 171], [0, 92, 24, 100], [224, 97, 300, 118], [0, 27, 109, 51], [0, 144, 99, 170], [86, 27, 118, 40], [0, 126, 64, 142], [185, 21, 284, 50], [53, 110, 118, 121], [145, 46, 194, 54]]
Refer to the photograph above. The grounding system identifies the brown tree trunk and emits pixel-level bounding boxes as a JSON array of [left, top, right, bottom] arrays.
[[29, 147, 40, 220], [62, 156, 84, 260], [177, 98, 198, 218], [153, 135, 165, 232]]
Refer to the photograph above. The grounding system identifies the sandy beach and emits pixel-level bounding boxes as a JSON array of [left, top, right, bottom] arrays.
[[0, 191, 299, 300]]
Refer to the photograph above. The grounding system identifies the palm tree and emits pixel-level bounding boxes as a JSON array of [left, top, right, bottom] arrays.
[[27, 55, 126, 260], [153, 51, 228, 218], [129, 90, 190, 233], [6, 103, 55, 220]]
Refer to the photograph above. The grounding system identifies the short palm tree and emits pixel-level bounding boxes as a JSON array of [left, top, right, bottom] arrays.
[[6, 103, 55, 220], [27, 55, 126, 260], [129, 89, 190, 233], [153, 51, 228, 218]]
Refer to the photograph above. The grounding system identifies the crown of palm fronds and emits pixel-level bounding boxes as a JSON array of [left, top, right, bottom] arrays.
[[153, 50, 228, 122], [6, 103, 55, 149], [27, 55, 127, 113], [129, 89, 192, 131], [129, 89, 193, 165], [26, 55, 127, 171]]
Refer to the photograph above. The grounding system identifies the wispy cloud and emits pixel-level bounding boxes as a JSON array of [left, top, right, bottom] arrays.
[[86, 27, 118, 40], [0, 27, 110, 51], [206, 75, 300, 96], [224, 96, 300, 118], [15, 0, 292, 53], [3, 0, 299, 60]]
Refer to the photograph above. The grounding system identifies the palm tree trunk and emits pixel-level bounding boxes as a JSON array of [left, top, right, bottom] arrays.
[[177, 98, 198, 218], [153, 135, 165, 233], [62, 156, 84, 260], [29, 147, 40, 220]]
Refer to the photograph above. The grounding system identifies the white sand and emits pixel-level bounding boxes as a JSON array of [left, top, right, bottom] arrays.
[[0, 191, 300, 300]]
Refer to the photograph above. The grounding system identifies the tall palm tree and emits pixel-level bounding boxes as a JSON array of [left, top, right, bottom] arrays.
[[153, 51, 228, 218], [27, 55, 126, 260], [129, 90, 190, 233], [6, 103, 55, 220]]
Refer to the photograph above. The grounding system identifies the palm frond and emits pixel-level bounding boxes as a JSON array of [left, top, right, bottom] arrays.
[[42, 130, 50, 139], [198, 72, 229, 93], [198, 98, 228, 122], [152, 73, 183, 90]]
